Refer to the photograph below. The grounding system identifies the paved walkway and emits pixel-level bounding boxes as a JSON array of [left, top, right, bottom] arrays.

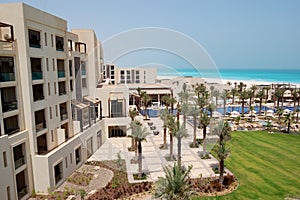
[[88, 117, 220, 183]]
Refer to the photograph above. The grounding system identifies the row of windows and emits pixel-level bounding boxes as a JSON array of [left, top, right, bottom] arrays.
[[29, 29, 64, 51]]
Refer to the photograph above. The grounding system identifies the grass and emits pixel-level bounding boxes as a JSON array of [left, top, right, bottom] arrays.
[[192, 131, 300, 200]]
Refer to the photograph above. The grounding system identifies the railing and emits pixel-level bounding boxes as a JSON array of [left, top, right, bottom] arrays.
[[57, 71, 65, 78], [55, 174, 62, 184], [0, 72, 15, 82], [60, 113, 68, 121], [17, 185, 28, 199], [81, 70, 86, 75], [32, 72, 43, 80], [33, 95, 44, 102], [35, 121, 46, 132], [59, 90, 67, 96], [14, 156, 25, 169], [5, 127, 20, 136], [2, 101, 17, 112]]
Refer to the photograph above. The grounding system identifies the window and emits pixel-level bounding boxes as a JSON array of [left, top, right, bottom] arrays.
[[65, 157, 68, 168], [70, 80, 73, 91], [97, 131, 102, 148], [6, 186, 10, 200], [52, 58, 55, 71], [44, 32, 47, 46], [82, 78, 87, 88], [3, 151, 7, 167], [48, 83, 50, 96], [58, 81, 66, 95], [16, 170, 28, 199], [110, 99, 124, 118], [13, 144, 25, 169], [30, 58, 43, 80], [46, 58, 49, 71], [28, 29, 40, 48], [69, 60, 73, 76], [54, 82, 57, 95], [35, 109, 46, 132], [49, 107, 52, 119], [108, 126, 126, 137], [51, 34, 54, 47], [32, 84, 44, 102], [4, 115, 19, 135], [55, 36, 64, 51], [51, 130, 54, 142], [75, 147, 81, 165], [54, 162, 63, 184], [1, 87, 18, 112], [70, 153, 72, 164], [81, 61, 86, 75], [57, 59, 65, 78], [55, 105, 58, 117]]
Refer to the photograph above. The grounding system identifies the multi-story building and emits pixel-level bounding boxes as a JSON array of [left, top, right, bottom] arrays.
[[0, 3, 110, 199]]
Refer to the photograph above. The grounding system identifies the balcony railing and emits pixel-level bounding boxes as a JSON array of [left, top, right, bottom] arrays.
[[55, 174, 62, 184], [0, 72, 15, 82], [5, 127, 20, 136], [2, 101, 17, 112], [81, 70, 86, 75], [60, 113, 68, 121], [14, 156, 25, 169], [17, 185, 28, 199], [57, 71, 65, 78], [32, 72, 43, 80], [33, 95, 44, 102], [59, 90, 67, 96], [35, 121, 46, 132]]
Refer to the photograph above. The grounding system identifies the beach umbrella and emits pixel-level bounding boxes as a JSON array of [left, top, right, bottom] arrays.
[[284, 109, 292, 113]]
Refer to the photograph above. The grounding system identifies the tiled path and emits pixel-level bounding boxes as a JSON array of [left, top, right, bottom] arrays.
[[88, 117, 220, 183]]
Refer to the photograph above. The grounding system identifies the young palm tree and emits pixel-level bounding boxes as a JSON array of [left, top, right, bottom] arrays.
[[240, 90, 249, 115], [159, 109, 169, 149], [284, 113, 293, 134], [212, 120, 231, 184], [189, 105, 200, 147], [141, 91, 151, 119], [220, 90, 230, 116], [154, 164, 194, 200], [174, 123, 188, 167], [256, 88, 265, 115], [249, 84, 258, 109], [130, 121, 151, 178], [167, 115, 177, 160], [200, 112, 210, 155], [129, 108, 139, 150]]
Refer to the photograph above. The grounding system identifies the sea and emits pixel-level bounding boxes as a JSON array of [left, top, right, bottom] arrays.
[[157, 68, 300, 84]]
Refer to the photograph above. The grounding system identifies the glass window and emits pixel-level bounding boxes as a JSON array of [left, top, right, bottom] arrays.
[[28, 29, 40, 48]]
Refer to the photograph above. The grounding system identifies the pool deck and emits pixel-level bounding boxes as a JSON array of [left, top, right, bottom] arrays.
[[88, 116, 222, 183]]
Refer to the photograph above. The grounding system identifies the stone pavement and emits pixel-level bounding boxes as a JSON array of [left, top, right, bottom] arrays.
[[88, 117, 220, 183]]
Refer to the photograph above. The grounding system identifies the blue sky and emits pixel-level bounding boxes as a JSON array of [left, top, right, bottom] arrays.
[[1, 0, 300, 69]]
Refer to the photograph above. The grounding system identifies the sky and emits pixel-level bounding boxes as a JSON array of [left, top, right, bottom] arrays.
[[1, 0, 300, 69]]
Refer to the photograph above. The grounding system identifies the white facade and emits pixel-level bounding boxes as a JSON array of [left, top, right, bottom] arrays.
[[115, 67, 157, 84], [0, 3, 108, 198]]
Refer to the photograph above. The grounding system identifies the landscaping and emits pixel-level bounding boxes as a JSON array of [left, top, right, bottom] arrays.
[[192, 130, 300, 200]]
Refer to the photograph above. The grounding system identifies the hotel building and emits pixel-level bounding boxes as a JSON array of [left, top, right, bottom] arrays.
[[0, 3, 129, 199]]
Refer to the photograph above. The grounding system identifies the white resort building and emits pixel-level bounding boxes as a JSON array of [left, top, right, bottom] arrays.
[[0, 3, 130, 200]]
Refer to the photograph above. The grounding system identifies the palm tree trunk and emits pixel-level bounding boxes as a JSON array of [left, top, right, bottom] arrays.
[[288, 121, 290, 134], [138, 141, 142, 178], [232, 94, 235, 104], [259, 99, 262, 114], [177, 137, 182, 167], [131, 138, 135, 149], [219, 159, 224, 184], [223, 100, 226, 116], [163, 127, 167, 149], [135, 140, 138, 158], [242, 101, 245, 114], [170, 133, 173, 160], [203, 125, 207, 155], [193, 116, 197, 146]]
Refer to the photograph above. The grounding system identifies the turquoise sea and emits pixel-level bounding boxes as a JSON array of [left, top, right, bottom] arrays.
[[158, 68, 300, 84]]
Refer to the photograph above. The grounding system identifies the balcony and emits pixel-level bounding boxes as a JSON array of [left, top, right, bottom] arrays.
[[14, 156, 25, 169], [57, 71, 65, 78], [60, 113, 68, 121], [31, 58, 43, 80], [4, 115, 19, 136], [35, 121, 46, 132], [0, 56, 15, 82], [35, 109, 46, 132], [33, 84, 44, 102]]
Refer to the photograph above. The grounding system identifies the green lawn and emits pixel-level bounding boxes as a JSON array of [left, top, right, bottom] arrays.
[[192, 131, 300, 200]]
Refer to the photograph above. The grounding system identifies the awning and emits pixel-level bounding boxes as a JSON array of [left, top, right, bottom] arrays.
[[72, 100, 89, 109], [145, 89, 171, 95], [84, 96, 100, 104]]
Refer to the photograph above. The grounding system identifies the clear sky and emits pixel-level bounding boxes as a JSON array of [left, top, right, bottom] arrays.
[[1, 0, 300, 69]]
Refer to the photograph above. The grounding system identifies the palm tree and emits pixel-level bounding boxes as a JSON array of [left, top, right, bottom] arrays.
[[274, 88, 283, 109], [141, 91, 151, 119], [207, 102, 215, 118], [256, 88, 265, 115], [277, 108, 283, 124], [264, 86, 271, 102], [238, 82, 246, 93], [136, 87, 142, 112], [154, 164, 194, 200], [159, 109, 169, 149], [174, 123, 188, 167], [292, 89, 298, 111], [239, 90, 249, 115], [284, 113, 293, 134], [130, 121, 151, 178], [220, 90, 230, 116], [178, 83, 191, 127], [213, 89, 220, 108], [129, 108, 139, 150], [167, 115, 177, 160], [189, 105, 200, 147], [200, 112, 210, 155], [212, 120, 231, 184], [249, 85, 258, 109], [231, 88, 237, 104]]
